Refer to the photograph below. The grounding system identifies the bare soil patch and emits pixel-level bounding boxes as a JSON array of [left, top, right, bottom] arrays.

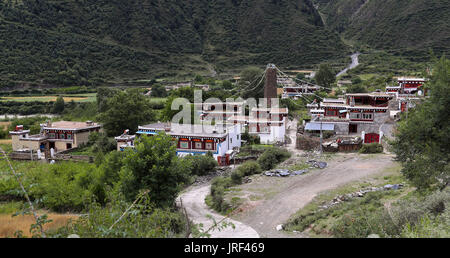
[[230, 152, 397, 238]]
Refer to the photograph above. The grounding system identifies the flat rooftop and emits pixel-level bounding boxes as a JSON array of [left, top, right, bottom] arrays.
[[140, 122, 170, 130], [346, 92, 392, 98], [43, 121, 101, 130], [138, 123, 237, 138], [396, 77, 426, 81], [251, 107, 288, 113], [323, 98, 345, 103]]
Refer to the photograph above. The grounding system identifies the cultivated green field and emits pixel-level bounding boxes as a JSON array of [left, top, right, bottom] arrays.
[[0, 93, 97, 103]]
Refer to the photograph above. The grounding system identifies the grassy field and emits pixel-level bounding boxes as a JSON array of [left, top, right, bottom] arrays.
[[0, 143, 82, 237], [148, 97, 167, 104], [0, 93, 97, 103], [0, 211, 78, 238]]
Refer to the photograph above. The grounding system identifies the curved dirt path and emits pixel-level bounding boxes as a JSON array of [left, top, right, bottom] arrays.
[[233, 153, 396, 238], [177, 185, 259, 238]]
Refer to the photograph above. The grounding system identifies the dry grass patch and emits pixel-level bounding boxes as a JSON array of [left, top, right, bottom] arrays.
[[0, 213, 78, 238], [0, 139, 11, 145], [0, 122, 11, 130]]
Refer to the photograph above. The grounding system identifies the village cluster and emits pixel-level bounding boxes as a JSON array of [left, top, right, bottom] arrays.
[[9, 64, 427, 166]]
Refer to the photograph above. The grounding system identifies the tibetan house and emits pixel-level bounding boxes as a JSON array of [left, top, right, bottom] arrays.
[[10, 121, 102, 154], [307, 92, 393, 144], [386, 77, 427, 95], [116, 123, 241, 166]]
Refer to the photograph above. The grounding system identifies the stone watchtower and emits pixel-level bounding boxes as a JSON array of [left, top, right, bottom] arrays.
[[264, 64, 278, 107]]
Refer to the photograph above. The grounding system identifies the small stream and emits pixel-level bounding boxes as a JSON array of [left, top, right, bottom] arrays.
[[336, 52, 360, 77]]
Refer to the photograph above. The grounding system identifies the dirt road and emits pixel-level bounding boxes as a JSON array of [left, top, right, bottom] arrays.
[[177, 185, 259, 238], [233, 153, 396, 238], [337, 52, 360, 77], [285, 118, 298, 153]]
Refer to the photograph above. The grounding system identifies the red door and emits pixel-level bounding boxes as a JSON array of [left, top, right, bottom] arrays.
[[365, 133, 380, 144], [401, 102, 406, 112]]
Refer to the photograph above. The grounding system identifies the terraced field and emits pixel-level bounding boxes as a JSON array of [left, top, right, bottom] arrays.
[[0, 93, 97, 103]]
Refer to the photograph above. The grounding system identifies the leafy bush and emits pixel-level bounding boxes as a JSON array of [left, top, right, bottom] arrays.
[[26, 162, 102, 212], [401, 214, 450, 238], [209, 177, 233, 213], [236, 161, 262, 177], [257, 147, 291, 170], [50, 193, 187, 238], [0, 129, 7, 139], [360, 143, 383, 154], [231, 171, 243, 185], [331, 208, 400, 238], [184, 153, 218, 176], [87, 132, 116, 155], [241, 130, 261, 145], [151, 84, 167, 98], [391, 188, 450, 227]]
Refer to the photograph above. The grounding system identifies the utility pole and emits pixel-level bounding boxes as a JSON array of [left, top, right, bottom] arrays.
[[313, 115, 324, 155], [319, 115, 323, 155]]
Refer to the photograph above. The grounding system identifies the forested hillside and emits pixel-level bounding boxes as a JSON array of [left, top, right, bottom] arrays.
[[0, 0, 347, 88], [313, 0, 450, 57]]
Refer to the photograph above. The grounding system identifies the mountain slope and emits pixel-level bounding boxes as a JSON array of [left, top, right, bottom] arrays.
[[0, 0, 348, 87], [313, 0, 450, 56]]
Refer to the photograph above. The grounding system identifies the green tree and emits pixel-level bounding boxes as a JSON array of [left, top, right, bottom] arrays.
[[391, 57, 450, 190], [52, 96, 65, 114], [194, 75, 204, 83], [151, 84, 167, 98], [315, 64, 336, 89], [184, 153, 218, 176], [346, 83, 368, 93], [257, 147, 291, 170], [88, 132, 116, 154], [99, 151, 126, 187], [96, 87, 120, 113], [161, 87, 196, 122], [118, 133, 191, 207], [351, 77, 362, 84], [98, 89, 155, 136], [222, 80, 233, 90], [296, 73, 305, 80]]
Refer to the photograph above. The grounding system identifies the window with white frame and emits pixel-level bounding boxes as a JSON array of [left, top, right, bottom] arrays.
[[362, 113, 374, 120], [180, 141, 189, 149], [194, 142, 202, 149], [205, 142, 214, 150], [349, 113, 361, 120]]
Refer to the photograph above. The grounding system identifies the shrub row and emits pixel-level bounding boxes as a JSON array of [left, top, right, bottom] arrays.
[[257, 147, 291, 170], [360, 143, 384, 154]]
